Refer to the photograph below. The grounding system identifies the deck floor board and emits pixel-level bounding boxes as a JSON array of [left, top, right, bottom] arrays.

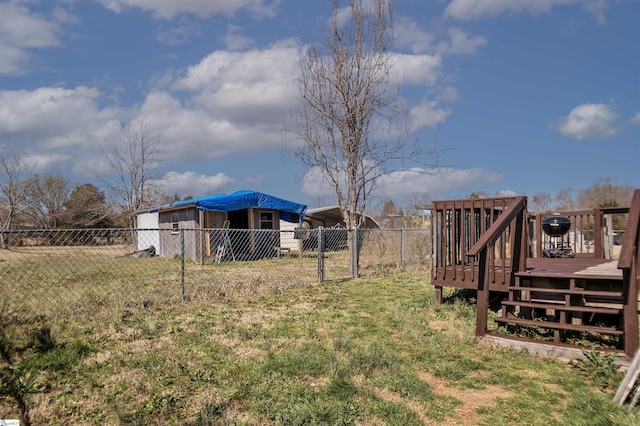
[[523, 258, 622, 280]]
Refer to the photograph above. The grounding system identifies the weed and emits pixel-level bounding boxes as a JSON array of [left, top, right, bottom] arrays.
[[198, 402, 226, 425], [0, 364, 35, 426], [570, 345, 623, 390]]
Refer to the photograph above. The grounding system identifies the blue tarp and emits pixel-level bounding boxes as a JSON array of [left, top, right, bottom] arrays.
[[152, 190, 307, 223]]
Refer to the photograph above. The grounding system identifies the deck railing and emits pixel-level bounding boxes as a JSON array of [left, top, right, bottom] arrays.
[[431, 196, 526, 298], [618, 190, 640, 271], [465, 196, 527, 336], [530, 206, 629, 259], [618, 189, 640, 355], [433, 199, 632, 295]]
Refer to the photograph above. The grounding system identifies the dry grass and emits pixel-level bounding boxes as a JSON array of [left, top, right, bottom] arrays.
[[2, 239, 637, 425]]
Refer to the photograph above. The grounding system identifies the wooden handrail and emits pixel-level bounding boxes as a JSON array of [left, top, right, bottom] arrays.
[[619, 189, 640, 270], [467, 196, 527, 257]]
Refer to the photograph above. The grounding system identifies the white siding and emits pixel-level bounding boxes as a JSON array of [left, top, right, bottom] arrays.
[[280, 220, 302, 252], [137, 212, 160, 251]]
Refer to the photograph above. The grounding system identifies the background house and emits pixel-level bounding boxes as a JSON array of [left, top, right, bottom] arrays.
[[280, 206, 380, 252], [137, 190, 307, 262]]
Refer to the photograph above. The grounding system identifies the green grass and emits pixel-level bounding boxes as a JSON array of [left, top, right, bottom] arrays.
[[1, 269, 639, 425]]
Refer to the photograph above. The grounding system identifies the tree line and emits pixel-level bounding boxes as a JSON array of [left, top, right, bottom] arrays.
[[0, 164, 171, 233], [0, 120, 179, 248]]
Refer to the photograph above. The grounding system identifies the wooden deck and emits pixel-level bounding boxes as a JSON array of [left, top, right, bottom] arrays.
[[524, 257, 623, 280], [431, 191, 640, 358]]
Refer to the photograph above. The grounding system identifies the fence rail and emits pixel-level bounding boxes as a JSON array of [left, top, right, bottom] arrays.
[[0, 227, 431, 321]]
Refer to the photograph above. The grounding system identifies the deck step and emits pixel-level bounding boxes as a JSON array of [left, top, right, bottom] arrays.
[[515, 271, 623, 281], [501, 300, 623, 315], [510, 286, 623, 298], [494, 317, 624, 335]]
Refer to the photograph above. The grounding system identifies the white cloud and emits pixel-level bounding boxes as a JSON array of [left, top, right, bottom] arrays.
[[440, 28, 486, 55], [0, 2, 64, 74], [156, 19, 202, 46], [494, 189, 521, 197], [172, 39, 300, 92], [438, 86, 462, 103], [132, 42, 303, 161], [153, 171, 235, 197], [631, 112, 640, 124], [301, 167, 334, 198], [555, 103, 620, 140], [409, 100, 451, 132], [390, 53, 442, 87], [170, 41, 301, 126], [0, 85, 124, 174], [244, 174, 265, 184], [301, 166, 502, 201], [583, 0, 609, 25], [223, 24, 255, 51], [138, 91, 284, 161], [444, 0, 608, 23], [0, 86, 120, 142], [395, 16, 436, 54], [0, 77, 290, 178], [98, 0, 280, 20], [395, 19, 485, 57], [52, 7, 80, 25], [0, 24, 466, 192], [0, 37, 447, 180], [444, 0, 575, 20], [376, 167, 503, 200]]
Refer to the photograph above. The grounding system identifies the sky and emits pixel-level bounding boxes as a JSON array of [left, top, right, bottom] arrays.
[[0, 0, 638, 211]]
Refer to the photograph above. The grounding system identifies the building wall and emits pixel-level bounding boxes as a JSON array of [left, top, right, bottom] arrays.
[[137, 212, 160, 251], [158, 208, 201, 260], [250, 209, 281, 256], [154, 207, 286, 261], [279, 220, 304, 252]]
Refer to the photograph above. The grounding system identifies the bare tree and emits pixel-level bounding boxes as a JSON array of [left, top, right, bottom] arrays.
[[577, 177, 634, 210], [529, 193, 553, 214], [101, 119, 162, 228], [0, 150, 36, 248], [24, 174, 70, 229], [528, 188, 577, 214], [292, 0, 434, 231]]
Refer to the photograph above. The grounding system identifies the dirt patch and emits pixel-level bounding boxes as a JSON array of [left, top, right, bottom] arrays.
[[370, 386, 434, 425], [428, 320, 465, 338], [418, 371, 514, 425], [234, 345, 266, 359], [356, 367, 512, 425]]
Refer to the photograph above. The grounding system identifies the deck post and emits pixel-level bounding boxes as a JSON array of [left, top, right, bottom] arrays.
[[594, 209, 604, 259], [475, 245, 491, 337], [623, 264, 639, 357], [434, 286, 443, 304], [511, 209, 526, 280]]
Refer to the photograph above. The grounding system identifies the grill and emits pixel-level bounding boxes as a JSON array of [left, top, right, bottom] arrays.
[[542, 215, 574, 258]]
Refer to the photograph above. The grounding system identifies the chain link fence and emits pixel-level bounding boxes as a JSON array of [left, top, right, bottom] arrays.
[[0, 227, 431, 322]]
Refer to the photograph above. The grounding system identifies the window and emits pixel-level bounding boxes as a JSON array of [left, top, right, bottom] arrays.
[[171, 213, 179, 233], [259, 211, 273, 229]]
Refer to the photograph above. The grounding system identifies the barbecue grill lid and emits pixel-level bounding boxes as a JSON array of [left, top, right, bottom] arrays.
[[542, 215, 571, 236]]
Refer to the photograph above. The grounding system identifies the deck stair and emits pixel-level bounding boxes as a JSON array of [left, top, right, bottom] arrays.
[[495, 267, 626, 345], [431, 189, 640, 358]]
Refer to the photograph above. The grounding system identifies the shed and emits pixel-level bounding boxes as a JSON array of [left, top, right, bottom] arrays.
[[138, 190, 307, 261]]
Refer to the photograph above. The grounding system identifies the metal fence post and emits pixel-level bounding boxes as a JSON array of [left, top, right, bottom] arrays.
[[351, 227, 359, 278], [401, 228, 406, 270], [317, 227, 324, 283], [180, 229, 185, 303]]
